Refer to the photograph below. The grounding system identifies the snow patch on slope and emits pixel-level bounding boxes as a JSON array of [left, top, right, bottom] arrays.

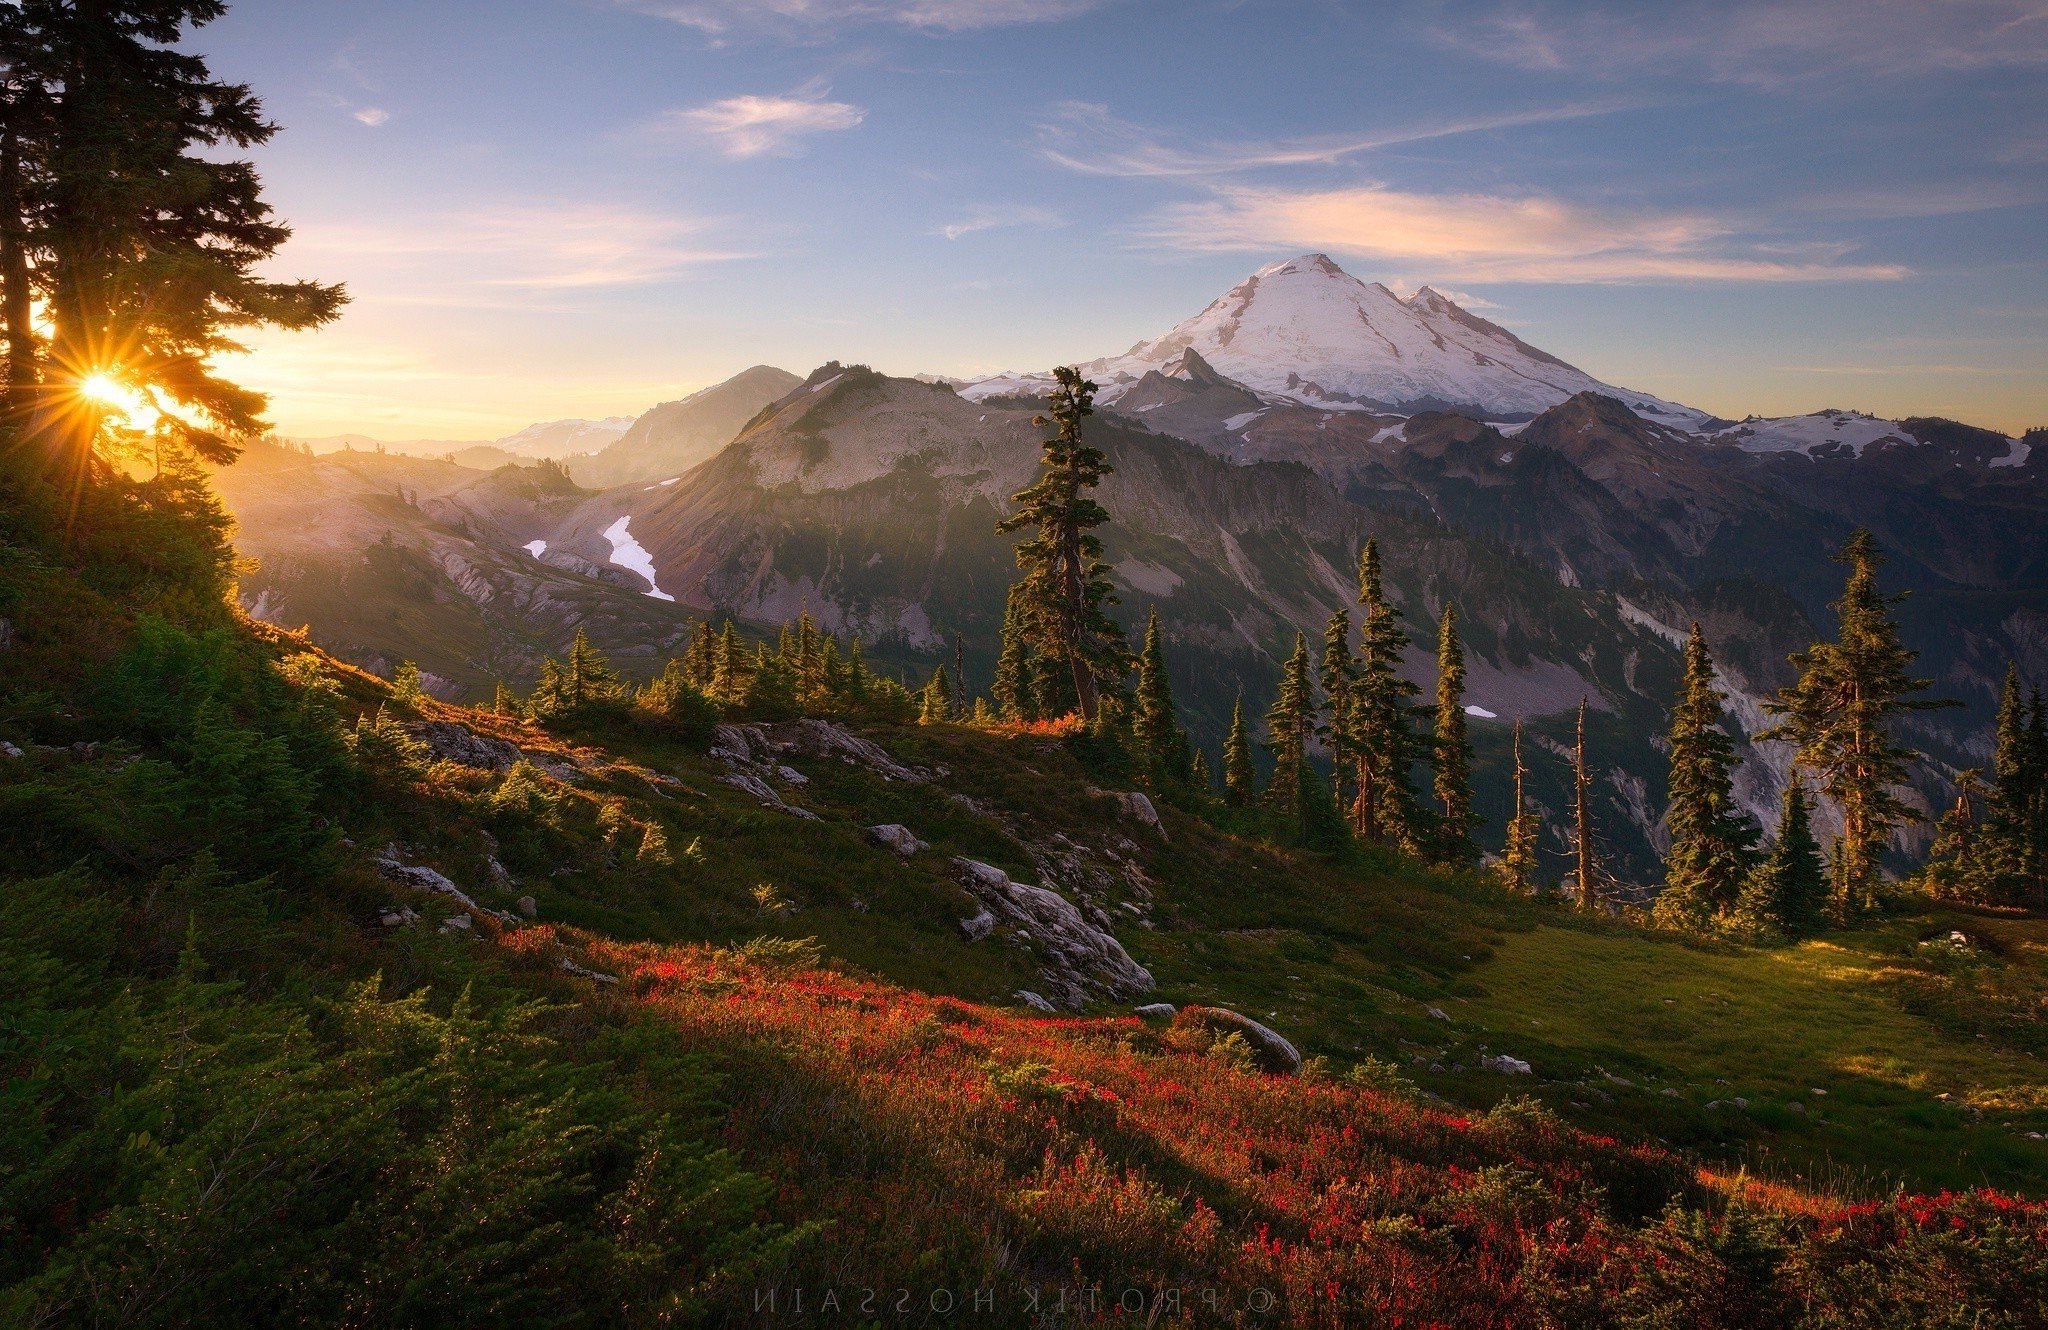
[[602, 516, 674, 602], [523, 539, 548, 558]]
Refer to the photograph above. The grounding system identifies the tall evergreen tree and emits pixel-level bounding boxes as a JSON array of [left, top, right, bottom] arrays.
[[1432, 602, 1477, 864], [994, 367, 1129, 719], [1761, 531, 1951, 918], [1351, 540, 1422, 850], [1264, 632, 1317, 834], [1570, 698, 1602, 911], [682, 619, 716, 688], [1320, 607, 1356, 816], [1223, 694, 1256, 809], [1734, 773, 1827, 937], [710, 622, 745, 704], [992, 584, 1036, 722], [1189, 747, 1213, 796], [4, 1, 345, 480], [918, 663, 954, 725], [1132, 608, 1181, 783], [1498, 719, 1542, 894], [1654, 624, 1760, 928], [1977, 666, 2039, 904], [2029, 685, 2048, 906]]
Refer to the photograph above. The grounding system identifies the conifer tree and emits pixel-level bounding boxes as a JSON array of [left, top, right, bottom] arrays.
[[563, 628, 623, 710], [1223, 694, 1255, 808], [1351, 540, 1422, 849], [391, 660, 425, 709], [951, 631, 968, 720], [992, 585, 1036, 722], [1655, 624, 1759, 928], [919, 663, 953, 725], [710, 623, 745, 704], [1570, 698, 1602, 911], [4, 1, 345, 477], [1920, 770, 1987, 901], [846, 635, 872, 703], [1432, 602, 1477, 864], [994, 367, 1130, 719], [1977, 666, 2039, 904], [1132, 608, 1179, 783], [1761, 531, 1951, 918], [1498, 719, 1542, 893], [1733, 773, 1827, 937], [492, 681, 519, 717], [1265, 632, 1317, 833], [1189, 747, 1213, 795], [2029, 684, 2048, 906], [1320, 607, 1356, 814], [682, 620, 716, 688]]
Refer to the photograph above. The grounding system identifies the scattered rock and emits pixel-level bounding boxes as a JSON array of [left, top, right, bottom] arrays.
[[1603, 1072, 1633, 1087], [1015, 990, 1055, 1013], [1134, 1002, 1177, 1020], [374, 844, 517, 924], [1175, 1006, 1302, 1074], [958, 908, 997, 943], [1660, 1087, 1680, 1098], [378, 906, 420, 928], [718, 770, 822, 820], [1481, 1054, 1532, 1075], [0, 740, 21, 759], [1426, 1006, 1451, 1022], [440, 913, 473, 934], [868, 823, 929, 856], [517, 895, 538, 919], [558, 955, 620, 985], [775, 765, 809, 787], [1733, 1097, 1749, 1109], [1088, 789, 1168, 839], [1787, 1101, 1805, 1114], [0, 617, 13, 650], [953, 857, 1153, 1007]]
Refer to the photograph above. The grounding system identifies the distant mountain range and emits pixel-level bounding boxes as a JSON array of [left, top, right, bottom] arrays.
[[219, 253, 2045, 879]]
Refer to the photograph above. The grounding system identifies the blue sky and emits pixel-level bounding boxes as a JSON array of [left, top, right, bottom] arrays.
[[203, 0, 2048, 437]]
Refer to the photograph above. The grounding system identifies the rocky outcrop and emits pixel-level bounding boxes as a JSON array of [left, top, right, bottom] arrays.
[[407, 720, 582, 781], [868, 824, 929, 856], [1175, 1006, 1302, 1074], [780, 719, 934, 782], [709, 724, 821, 820], [951, 857, 1153, 1008]]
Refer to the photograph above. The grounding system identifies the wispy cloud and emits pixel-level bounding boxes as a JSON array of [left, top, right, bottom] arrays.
[[295, 202, 755, 291], [932, 203, 1064, 239], [642, 88, 866, 157], [1138, 183, 1908, 283], [1429, 0, 2048, 86], [622, 0, 1106, 36], [1034, 99, 1637, 177], [352, 107, 391, 127]]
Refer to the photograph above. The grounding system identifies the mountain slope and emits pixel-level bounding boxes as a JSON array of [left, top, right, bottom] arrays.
[[567, 364, 802, 490]]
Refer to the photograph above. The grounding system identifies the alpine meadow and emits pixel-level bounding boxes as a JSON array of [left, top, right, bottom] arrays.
[[7, 2, 2048, 1326]]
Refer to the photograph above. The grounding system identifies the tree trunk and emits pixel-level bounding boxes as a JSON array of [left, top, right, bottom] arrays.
[[1575, 699, 1596, 910], [0, 128, 36, 405]]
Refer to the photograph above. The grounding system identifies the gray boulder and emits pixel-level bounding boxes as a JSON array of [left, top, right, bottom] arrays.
[[958, 908, 997, 942], [1177, 1006, 1301, 1073], [1481, 1054, 1533, 1075], [868, 823, 929, 856], [1134, 1002, 1177, 1020], [953, 857, 1153, 1008]]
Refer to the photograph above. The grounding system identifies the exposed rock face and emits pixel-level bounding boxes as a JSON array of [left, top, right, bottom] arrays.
[[958, 908, 997, 942], [708, 724, 821, 819], [1482, 1054, 1533, 1075], [951, 857, 1154, 1008], [1175, 1006, 1302, 1074], [868, 824, 929, 856], [409, 721, 523, 770], [1134, 1002, 1177, 1020]]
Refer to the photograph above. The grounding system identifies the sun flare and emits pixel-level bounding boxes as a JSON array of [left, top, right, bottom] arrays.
[[78, 372, 134, 408]]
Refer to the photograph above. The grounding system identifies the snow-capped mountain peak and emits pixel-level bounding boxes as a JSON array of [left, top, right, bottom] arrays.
[[495, 416, 637, 458], [963, 253, 1709, 427]]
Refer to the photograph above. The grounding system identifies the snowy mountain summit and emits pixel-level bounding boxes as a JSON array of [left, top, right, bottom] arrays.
[[965, 253, 1707, 427]]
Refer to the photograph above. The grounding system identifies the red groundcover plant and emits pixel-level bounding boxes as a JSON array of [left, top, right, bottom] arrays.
[[505, 926, 2048, 1327]]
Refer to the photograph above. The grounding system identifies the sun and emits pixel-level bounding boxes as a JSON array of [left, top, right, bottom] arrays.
[[78, 372, 132, 407]]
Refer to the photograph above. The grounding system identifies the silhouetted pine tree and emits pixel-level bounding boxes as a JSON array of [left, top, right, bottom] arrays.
[[1977, 666, 2041, 904], [1654, 624, 1759, 929], [1432, 603, 1478, 865], [919, 664, 953, 725], [1569, 698, 1604, 911], [994, 367, 1130, 719], [1762, 531, 1951, 918]]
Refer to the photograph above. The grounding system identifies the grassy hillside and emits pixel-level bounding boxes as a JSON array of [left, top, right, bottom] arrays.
[[4, 464, 2046, 1324]]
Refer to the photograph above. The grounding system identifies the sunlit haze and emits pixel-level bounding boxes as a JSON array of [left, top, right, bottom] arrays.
[[204, 0, 2048, 439]]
